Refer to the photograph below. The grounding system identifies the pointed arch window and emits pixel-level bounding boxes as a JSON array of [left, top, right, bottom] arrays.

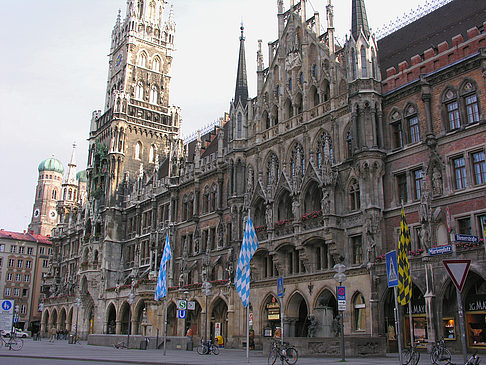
[[405, 105, 420, 143], [237, 113, 242, 139], [351, 48, 357, 80], [149, 145, 156, 163], [68, 189, 72, 201], [361, 46, 368, 78], [138, 52, 147, 68], [266, 154, 280, 185], [153, 57, 161, 72], [317, 132, 333, 168], [135, 141, 142, 160], [346, 131, 353, 158], [52, 189, 57, 200], [149, 86, 158, 104], [349, 179, 360, 211], [461, 82, 480, 124], [353, 293, 366, 331], [136, 82, 144, 100]]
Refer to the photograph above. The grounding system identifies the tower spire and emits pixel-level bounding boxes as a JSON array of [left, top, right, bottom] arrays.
[[65, 142, 78, 186], [351, 0, 370, 39], [234, 23, 248, 108]]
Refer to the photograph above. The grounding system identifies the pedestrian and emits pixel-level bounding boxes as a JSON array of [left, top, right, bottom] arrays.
[[49, 328, 56, 342]]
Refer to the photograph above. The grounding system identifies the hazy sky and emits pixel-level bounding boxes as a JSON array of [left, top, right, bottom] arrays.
[[0, 0, 429, 232]]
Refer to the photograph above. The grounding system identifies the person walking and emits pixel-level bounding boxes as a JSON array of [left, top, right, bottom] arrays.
[[49, 328, 56, 342]]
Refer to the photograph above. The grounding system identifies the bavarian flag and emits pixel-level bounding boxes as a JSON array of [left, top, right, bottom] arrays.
[[398, 208, 412, 305]]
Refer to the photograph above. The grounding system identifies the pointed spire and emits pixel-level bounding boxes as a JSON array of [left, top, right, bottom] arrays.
[[234, 23, 249, 108], [65, 143, 78, 186], [351, 0, 370, 39]]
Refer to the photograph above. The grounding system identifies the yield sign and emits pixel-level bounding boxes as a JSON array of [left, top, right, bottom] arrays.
[[443, 259, 471, 292]]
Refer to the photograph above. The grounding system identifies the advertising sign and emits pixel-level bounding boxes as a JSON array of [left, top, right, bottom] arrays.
[[215, 322, 221, 337]]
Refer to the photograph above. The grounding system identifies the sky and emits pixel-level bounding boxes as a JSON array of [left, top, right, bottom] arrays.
[[0, 0, 430, 232]]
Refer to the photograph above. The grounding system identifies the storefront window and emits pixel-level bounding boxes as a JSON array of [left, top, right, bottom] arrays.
[[443, 318, 456, 340], [466, 293, 486, 347], [264, 296, 281, 337]]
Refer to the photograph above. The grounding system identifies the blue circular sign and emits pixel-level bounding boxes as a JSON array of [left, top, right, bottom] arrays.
[[1, 301, 12, 311]]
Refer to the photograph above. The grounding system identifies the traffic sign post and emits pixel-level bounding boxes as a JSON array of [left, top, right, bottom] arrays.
[[0, 300, 14, 335], [177, 300, 187, 310], [385, 251, 399, 287], [443, 259, 471, 292], [276, 277, 284, 351], [177, 310, 187, 320]]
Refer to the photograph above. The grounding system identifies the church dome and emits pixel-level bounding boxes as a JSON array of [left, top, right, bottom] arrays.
[[76, 170, 87, 183], [38, 157, 64, 174]]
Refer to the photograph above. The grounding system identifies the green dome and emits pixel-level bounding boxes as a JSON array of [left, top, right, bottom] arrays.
[[76, 170, 87, 183], [38, 157, 64, 174]]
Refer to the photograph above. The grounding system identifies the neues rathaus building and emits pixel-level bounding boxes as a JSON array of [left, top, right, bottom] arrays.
[[33, 0, 486, 355]]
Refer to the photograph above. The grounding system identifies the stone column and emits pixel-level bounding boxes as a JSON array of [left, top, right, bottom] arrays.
[[423, 255, 438, 350], [116, 319, 122, 334], [352, 110, 359, 152], [371, 107, 378, 148]]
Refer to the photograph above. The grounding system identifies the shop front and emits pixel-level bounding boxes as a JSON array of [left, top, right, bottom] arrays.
[[465, 294, 486, 348], [262, 295, 280, 338]]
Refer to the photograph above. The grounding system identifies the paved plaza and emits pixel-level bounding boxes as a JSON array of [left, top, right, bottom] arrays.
[[0, 339, 479, 365]]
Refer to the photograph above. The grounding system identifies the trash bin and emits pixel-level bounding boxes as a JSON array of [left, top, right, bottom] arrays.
[[68, 335, 74, 344], [186, 340, 193, 351]]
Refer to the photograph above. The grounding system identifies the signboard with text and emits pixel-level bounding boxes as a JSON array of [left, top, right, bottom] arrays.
[[337, 286, 346, 311], [428, 245, 452, 256], [454, 234, 479, 243], [0, 300, 14, 333]]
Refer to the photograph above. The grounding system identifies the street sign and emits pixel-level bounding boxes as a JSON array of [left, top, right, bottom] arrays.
[[187, 301, 196, 310], [443, 259, 471, 292], [277, 277, 284, 298], [215, 322, 221, 337], [0, 300, 14, 334], [428, 245, 452, 256], [177, 309, 187, 319], [337, 286, 346, 311], [454, 234, 479, 243], [249, 313, 253, 326], [177, 300, 187, 310], [385, 251, 399, 287]]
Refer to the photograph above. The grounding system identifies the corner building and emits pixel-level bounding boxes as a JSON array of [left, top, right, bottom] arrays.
[[40, 0, 486, 355]]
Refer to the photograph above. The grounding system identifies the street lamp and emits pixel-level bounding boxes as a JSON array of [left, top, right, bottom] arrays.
[[75, 298, 81, 343], [201, 281, 212, 345], [333, 262, 347, 362], [126, 292, 135, 349]]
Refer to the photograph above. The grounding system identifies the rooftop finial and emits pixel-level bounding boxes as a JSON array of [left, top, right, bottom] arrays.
[[240, 21, 245, 41], [351, 0, 370, 39]]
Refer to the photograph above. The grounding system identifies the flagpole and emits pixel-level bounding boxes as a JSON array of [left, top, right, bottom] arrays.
[[407, 301, 414, 348], [163, 297, 168, 355], [246, 305, 250, 363], [394, 286, 403, 365]]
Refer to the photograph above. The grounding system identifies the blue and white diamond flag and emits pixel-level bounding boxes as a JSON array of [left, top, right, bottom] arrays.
[[155, 234, 172, 301], [234, 216, 259, 307]]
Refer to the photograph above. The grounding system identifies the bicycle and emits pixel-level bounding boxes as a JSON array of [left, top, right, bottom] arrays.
[[113, 340, 127, 349], [402, 345, 420, 365], [268, 341, 298, 365], [465, 351, 480, 365], [196, 339, 219, 355], [430, 338, 452, 365], [0, 333, 24, 351]]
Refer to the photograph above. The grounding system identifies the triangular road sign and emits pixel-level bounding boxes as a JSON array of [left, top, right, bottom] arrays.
[[443, 259, 471, 292], [388, 259, 398, 283]]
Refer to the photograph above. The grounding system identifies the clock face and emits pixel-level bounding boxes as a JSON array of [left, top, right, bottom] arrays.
[[115, 54, 123, 68], [49, 209, 57, 220], [33, 209, 40, 218]]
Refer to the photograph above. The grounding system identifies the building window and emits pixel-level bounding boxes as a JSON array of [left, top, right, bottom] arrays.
[[397, 173, 408, 203], [26, 260, 32, 269], [351, 236, 363, 265], [353, 293, 366, 331], [19, 247, 24, 254], [453, 157, 467, 189], [138, 52, 147, 68], [13, 288, 20, 297], [17, 260, 23, 268], [135, 141, 142, 160], [52, 189, 57, 199], [0, 244, 4, 252], [447, 101, 460, 130], [349, 180, 360, 211], [5, 288, 11, 296], [136, 82, 144, 100], [465, 94, 480, 124], [472, 151, 486, 185], [413, 169, 423, 200], [48, 248, 52, 255], [149, 86, 158, 104], [361, 46, 368, 78], [149, 145, 156, 163], [15, 274, 21, 281], [237, 113, 242, 139], [42, 259, 48, 268], [153, 57, 160, 72], [20, 305, 27, 314], [27, 247, 33, 255], [7, 273, 12, 281], [24, 274, 30, 282], [408, 116, 420, 143], [8, 259, 14, 267], [10, 245, 16, 253], [391, 121, 403, 149], [457, 217, 472, 235], [0, 257, 2, 267], [351, 48, 357, 79]]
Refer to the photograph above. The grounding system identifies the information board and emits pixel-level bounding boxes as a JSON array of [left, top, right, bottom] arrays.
[[0, 300, 14, 333]]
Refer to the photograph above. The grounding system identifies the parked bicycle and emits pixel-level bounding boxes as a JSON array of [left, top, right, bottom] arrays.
[[196, 339, 219, 355], [465, 351, 480, 365], [402, 344, 420, 365], [430, 338, 452, 365], [268, 340, 298, 365], [0, 333, 24, 351], [113, 340, 127, 349]]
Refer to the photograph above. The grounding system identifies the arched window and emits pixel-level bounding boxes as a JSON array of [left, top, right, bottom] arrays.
[[63, 188, 67, 200], [351, 48, 357, 79], [136, 82, 144, 100], [353, 293, 366, 331], [349, 179, 360, 211], [135, 142, 142, 160], [237, 113, 242, 139], [461, 81, 480, 124], [149, 86, 158, 104], [346, 131, 353, 158], [52, 189, 57, 200], [138, 52, 147, 68], [443, 89, 460, 130], [405, 105, 420, 143], [149, 145, 156, 163], [153, 57, 161, 72], [361, 46, 368, 78], [68, 189, 72, 201], [289, 77, 292, 91]]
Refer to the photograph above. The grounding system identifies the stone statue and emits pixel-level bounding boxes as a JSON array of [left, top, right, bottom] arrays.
[[307, 315, 318, 338], [292, 198, 300, 220], [266, 205, 273, 228], [432, 167, 443, 195], [179, 273, 185, 287], [321, 190, 330, 215], [247, 168, 254, 193]]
